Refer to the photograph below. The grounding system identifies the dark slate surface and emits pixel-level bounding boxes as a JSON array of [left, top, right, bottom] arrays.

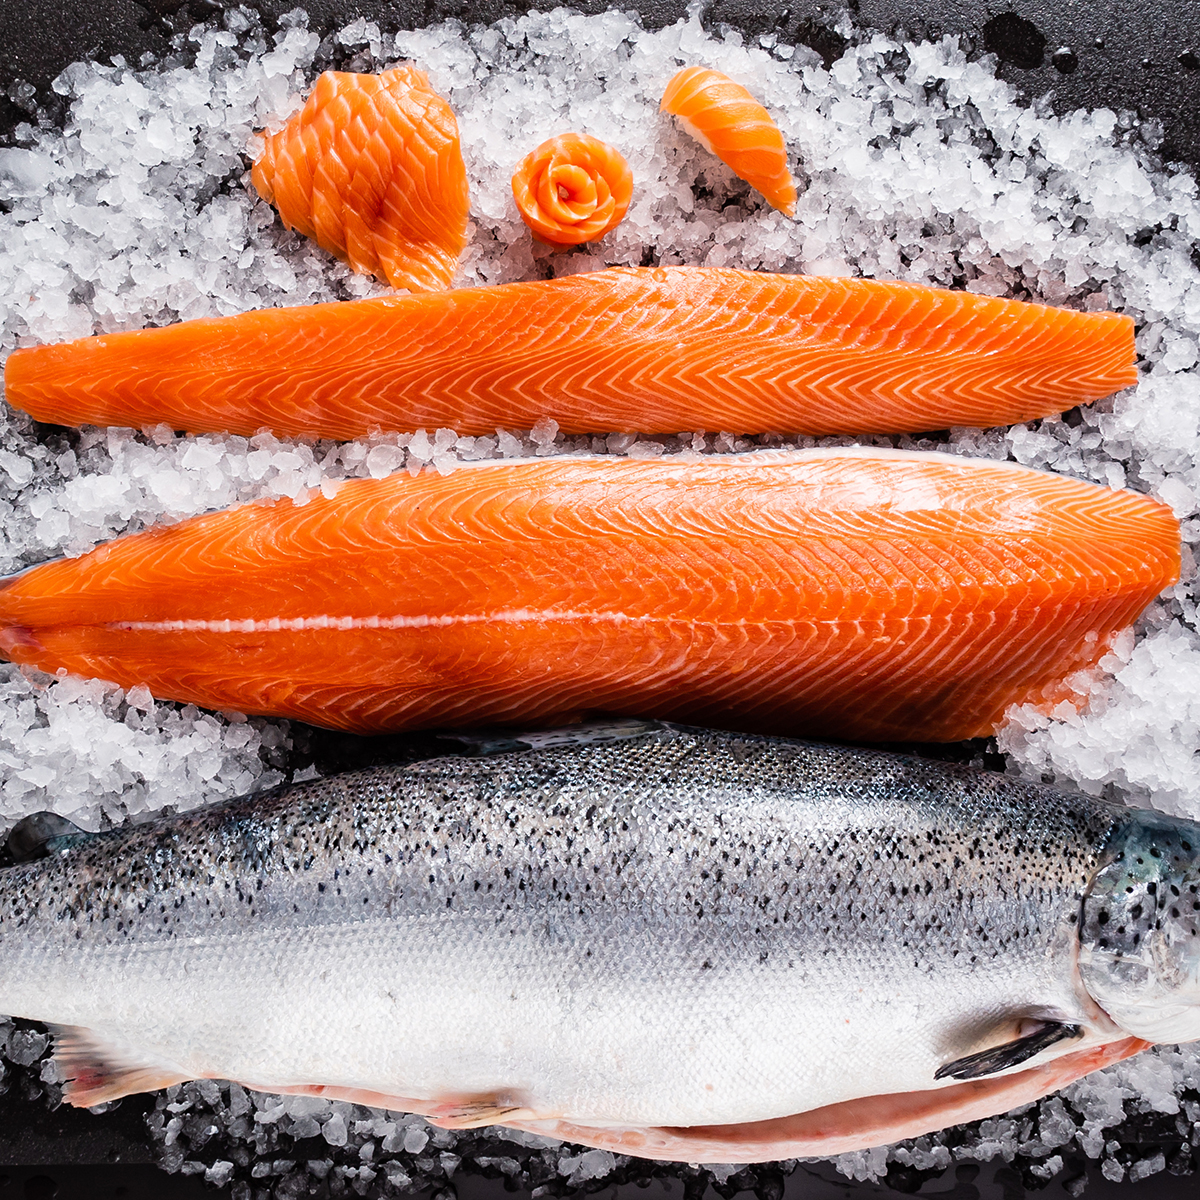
[[2, 0, 1200, 162], [2, 0, 1200, 1195]]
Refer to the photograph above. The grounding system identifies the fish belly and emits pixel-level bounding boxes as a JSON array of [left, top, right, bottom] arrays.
[[0, 913, 1094, 1128], [0, 451, 1178, 742]]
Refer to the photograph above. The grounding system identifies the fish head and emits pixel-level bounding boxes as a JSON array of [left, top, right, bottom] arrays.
[[1079, 810, 1200, 1044]]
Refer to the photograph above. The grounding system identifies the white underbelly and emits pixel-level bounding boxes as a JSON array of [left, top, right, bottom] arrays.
[[2, 915, 1096, 1127]]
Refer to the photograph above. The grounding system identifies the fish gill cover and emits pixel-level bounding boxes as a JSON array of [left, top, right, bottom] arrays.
[[0, 1, 1198, 1196]]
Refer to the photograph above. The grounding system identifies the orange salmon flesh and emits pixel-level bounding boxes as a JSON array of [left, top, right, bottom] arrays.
[[510, 132, 634, 247], [3, 267, 1137, 440], [251, 67, 470, 292], [0, 451, 1178, 741], [660, 67, 797, 216]]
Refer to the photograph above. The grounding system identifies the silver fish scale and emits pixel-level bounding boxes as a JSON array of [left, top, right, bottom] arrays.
[[6, 725, 1117, 957], [0, 723, 1131, 1125]]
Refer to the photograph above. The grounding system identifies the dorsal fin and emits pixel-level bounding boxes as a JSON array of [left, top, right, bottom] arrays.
[[6, 812, 87, 864], [439, 717, 664, 758]]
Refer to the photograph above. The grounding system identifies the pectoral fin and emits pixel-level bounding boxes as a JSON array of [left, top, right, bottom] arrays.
[[51, 1025, 190, 1107], [934, 1020, 1082, 1082]]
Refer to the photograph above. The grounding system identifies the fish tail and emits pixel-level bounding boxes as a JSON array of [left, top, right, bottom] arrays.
[[50, 1025, 189, 1108]]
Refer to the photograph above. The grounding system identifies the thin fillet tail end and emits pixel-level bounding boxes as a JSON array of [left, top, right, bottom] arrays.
[[0, 623, 41, 665]]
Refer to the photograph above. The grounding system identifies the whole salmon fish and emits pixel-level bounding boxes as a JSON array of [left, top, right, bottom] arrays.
[[0, 450, 1180, 743], [1, 722, 1193, 1163]]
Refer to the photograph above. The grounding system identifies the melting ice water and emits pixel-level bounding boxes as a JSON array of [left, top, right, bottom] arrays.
[[1, 2, 1199, 1191]]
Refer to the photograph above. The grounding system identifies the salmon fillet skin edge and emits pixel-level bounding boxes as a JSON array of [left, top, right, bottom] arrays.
[[2, 267, 1136, 440], [0, 449, 1178, 743]]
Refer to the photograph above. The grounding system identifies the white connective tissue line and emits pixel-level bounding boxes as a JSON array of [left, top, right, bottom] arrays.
[[113, 609, 647, 632], [0, 2, 1198, 1192]]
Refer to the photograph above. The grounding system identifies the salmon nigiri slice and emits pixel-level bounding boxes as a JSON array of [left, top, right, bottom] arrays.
[[4, 268, 1137, 440], [0, 450, 1178, 742], [252, 67, 470, 292], [661, 67, 796, 215]]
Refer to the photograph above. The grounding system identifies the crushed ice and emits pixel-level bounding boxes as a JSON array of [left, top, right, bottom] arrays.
[[2, 1, 1200, 1192]]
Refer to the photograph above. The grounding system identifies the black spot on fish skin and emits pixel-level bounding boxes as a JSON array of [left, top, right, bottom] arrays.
[[0, 727, 1132, 1034]]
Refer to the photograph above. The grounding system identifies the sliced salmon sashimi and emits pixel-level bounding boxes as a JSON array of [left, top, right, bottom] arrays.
[[4, 268, 1136, 440], [661, 66, 797, 216], [511, 132, 634, 247], [0, 450, 1178, 741], [251, 67, 470, 292]]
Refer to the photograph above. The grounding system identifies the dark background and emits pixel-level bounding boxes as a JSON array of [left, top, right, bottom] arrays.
[[2, 0, 1200, 1196], [2, 0, 1200, 165]]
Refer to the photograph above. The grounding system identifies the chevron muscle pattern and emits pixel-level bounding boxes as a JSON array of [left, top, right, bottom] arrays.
[[4, 268, 1137, 439], [0, 450, 1178, 742], [251, 67, 469, 291]]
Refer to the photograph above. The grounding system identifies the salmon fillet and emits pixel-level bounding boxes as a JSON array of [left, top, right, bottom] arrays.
[[3, 268, 1136, 440], [0, 450, 1178, 742]]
